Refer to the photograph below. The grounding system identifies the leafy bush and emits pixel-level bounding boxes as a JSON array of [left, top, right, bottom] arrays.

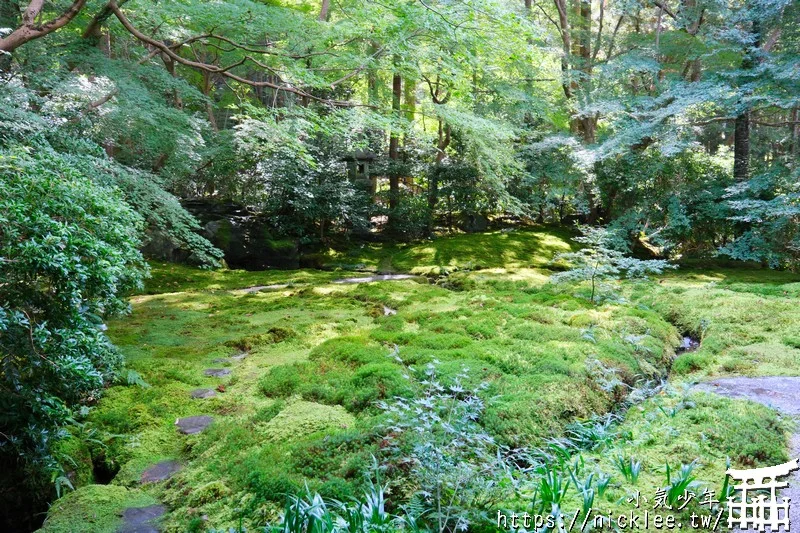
[[551, 225, 674, 303], [0, 147, 146, 509], [378, 363, 520, 533]]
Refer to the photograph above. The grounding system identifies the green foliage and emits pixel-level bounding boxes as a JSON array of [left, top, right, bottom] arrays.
[[0, 146, 146, 505], [379, 363, 520, 533], [267, 482, 399, 533], [613, 456, 642, 484], [551, 226, 675, 303]]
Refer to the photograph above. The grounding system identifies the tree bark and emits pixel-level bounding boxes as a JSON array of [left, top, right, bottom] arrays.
[[733, 20, 760, 182], [318, 0, 330, 21], [388, 72, 402, 212], [0, 0, 87, 54]]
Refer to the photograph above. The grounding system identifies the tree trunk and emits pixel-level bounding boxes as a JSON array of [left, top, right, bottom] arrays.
[[733, 112, 750, 182], [388, 72, 402, 213], [318, 0, 330, 21], [202, 71, 219, 132], [733, 20, 760, 182]]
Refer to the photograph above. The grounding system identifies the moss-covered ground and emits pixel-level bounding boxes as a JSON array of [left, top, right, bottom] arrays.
[[40, 228, 800, 532]]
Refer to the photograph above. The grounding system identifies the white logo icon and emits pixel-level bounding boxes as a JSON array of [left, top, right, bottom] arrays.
[[727, 459, 799, 532]]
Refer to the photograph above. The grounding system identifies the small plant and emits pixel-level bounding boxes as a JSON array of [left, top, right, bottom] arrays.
[[266, 481, 396, 533], [550, 225, 675, 304], [569, 471, 596, 518], [614, 455, 642, 484], [533, 465, 570, 513], [565, 414, 619, 451], [378, 362, 521, 533], [596, 473, 611, 497], [665, 460, 700, 508]]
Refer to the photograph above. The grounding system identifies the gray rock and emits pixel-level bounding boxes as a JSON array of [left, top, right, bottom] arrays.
[[695, 376, 800, 415], [140, 461, 181, 484], [118, 504, 166, 533], [231, 352, 248, 361], [241, 284, 289, 293], [190, 388, 217, 399], [697, 377, 800, 533], [175, 415, 214, 435], [204, 368, 231, 377], [334, 274, 418, 284]]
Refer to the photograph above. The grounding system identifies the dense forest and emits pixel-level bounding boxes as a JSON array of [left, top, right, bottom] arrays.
[[1, 0, 799, 531]]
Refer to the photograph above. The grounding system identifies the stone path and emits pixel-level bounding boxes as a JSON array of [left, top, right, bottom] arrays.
[[203, 368, 230, 377], [175, 415, 214, 435], [697, 377, 800, 532], [333, 274, 419, 284], [140, 460, 182, 484], [118, 504, 165, 533], [190, 388, 217, 399]]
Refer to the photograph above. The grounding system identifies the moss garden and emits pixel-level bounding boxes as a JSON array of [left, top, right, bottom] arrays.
[[35, 229, 800, 532]]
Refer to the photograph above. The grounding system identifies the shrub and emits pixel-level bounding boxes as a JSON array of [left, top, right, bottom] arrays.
[[0, 147, 146, 510], [551, 225, 674, 303], [378, 362, 521, 533]]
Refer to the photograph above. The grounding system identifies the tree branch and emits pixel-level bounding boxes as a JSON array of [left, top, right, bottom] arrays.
[[107, 2, 358, 107], [0, 0, 87, 53]]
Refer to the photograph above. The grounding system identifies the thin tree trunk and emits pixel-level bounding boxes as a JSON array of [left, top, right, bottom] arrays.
[[733, 20, 760, 182], [318, 0, 330, 21], [388, 72, 402, 213]]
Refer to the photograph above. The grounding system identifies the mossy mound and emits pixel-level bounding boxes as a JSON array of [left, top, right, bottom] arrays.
[[259, 400, 355, 441], [38, 485, 158, 533]]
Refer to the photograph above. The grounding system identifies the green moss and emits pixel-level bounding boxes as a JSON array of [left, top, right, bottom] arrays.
[[39, 485, 158, 533], [259, 400, 356, 442], [53, 435, 94, 489], [65, 231, 799, 530]]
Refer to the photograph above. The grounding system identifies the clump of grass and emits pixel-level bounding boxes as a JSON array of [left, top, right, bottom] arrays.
[[613, 455, 642, 484], [664, 460, 700, 508]]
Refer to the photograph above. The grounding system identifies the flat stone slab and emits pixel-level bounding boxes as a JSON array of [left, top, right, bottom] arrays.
[[190, 388, 217, 399], [212, 358, 231, 364], [118, 504, 165, 533], [140, 460, 181, 483], [240, 284, 289, 293], [204, 368, 231, 377], [175, 415, 214, 435], [231, 352, 248, 361], [695, 376, 800, 415], [334, 274, 418, 284], [698, 376, 800, 533]]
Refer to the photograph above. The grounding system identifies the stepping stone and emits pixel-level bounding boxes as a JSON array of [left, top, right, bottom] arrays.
[[204, 368, 231, 377], [140, 460, 181, 484], [241, 284, 289, 294], [190, 388, 217, 399], [231, 352, 248, 361], [333, 274, 417, 284], [118, 504, 166, 533], [676, 335, 700, 353], [212, 358, 231, 364], [175, 415, 214, 435]]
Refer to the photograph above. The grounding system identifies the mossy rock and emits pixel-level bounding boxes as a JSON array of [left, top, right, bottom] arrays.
[[38, 485, 158, 533], [53, 435, 94, 488], [259, 400, 355, 441]]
